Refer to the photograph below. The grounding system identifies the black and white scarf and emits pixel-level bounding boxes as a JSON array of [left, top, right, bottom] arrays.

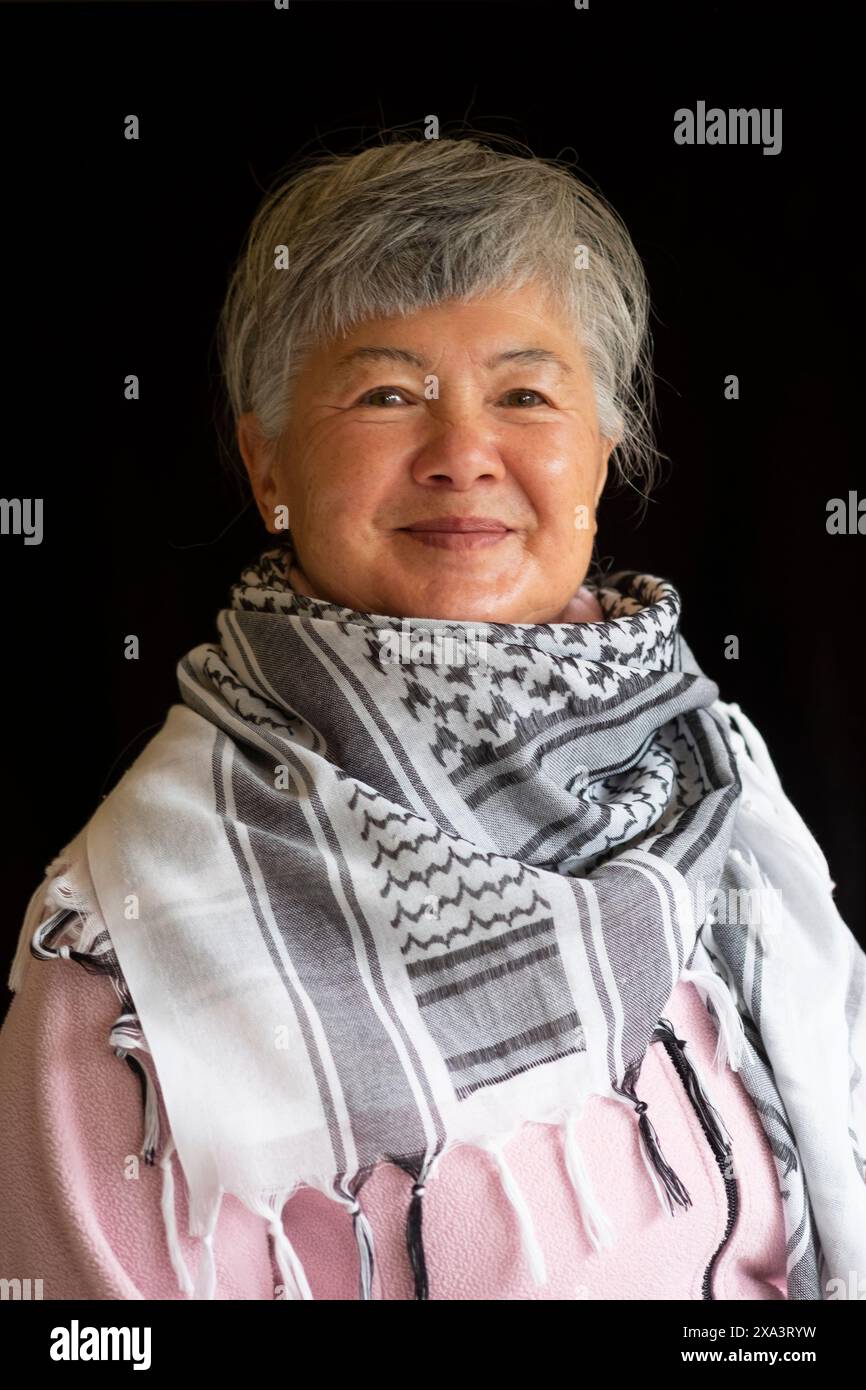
[[11, 540, 866, 1299]]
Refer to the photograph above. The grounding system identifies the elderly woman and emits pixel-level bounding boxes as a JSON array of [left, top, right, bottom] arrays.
[[2, 136, 865, 1303]]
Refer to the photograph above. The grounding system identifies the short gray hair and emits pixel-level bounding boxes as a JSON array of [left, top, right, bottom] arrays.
[[217, 133, 660, 502]]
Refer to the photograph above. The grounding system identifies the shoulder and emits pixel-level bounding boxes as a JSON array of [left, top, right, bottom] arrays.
[[710, 697, 837, 897], [0, 943, 153, 1297]]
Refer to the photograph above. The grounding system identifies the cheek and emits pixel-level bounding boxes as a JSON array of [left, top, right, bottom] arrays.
[[516, 451, 598, 525], [513, 418, 601, 493], [291, 442, 396, 552]]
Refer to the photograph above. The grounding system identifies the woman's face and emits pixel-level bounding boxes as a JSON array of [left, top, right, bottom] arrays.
[[238, 279, 614, 624]]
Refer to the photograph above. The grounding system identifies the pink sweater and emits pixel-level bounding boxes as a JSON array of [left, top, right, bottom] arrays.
[[0, 949, 788, 1300]]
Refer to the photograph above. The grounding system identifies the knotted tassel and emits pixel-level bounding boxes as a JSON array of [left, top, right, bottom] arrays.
[[351, 1204, 376, 1301], [141, 1060, 160, 1163], [478, 1135, 547, 1286], [561, 1112, 616, 1251], [247, 1191, 313, 1300], [613, 1059, 692, 1216], [389, 1152, 442, 1300], [332, 1172, 377, 1300], [269, 1219, 314, 1300], [653, 1018, 734, 1164], [406, 1178, 428, 1300], [188, 1187, 225, 1300], [681, 964, 750, 1072], [117, 1051, 160, 1165], [28, 907, 77, 964], [159, 1135, 194, 1296]]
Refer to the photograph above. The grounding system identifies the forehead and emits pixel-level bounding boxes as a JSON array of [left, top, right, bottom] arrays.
[[332, 343, 578, 381], [316, 280, 585, 381]]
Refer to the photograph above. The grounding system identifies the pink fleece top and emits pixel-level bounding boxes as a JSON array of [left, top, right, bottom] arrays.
[[0, 954, 788, 1300]]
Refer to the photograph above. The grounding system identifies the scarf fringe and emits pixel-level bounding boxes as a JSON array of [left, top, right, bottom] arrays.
[[230, 1189, 311, 1301], [351, 1206, 376, 1300], [191, 1219, 219, 1299], [9, 880, 54, 992], [476, 1136, 548, 1286], [724, 701, 836, 893], [16, 872, 206, 1296], [387, 1151, 446, 1299], [613, 1061, 692, 1217], [12, 876, 366, 1305], [16, 856, 751, 1297], [18, 881, 696, 1293], [332, 1174, 377, 1300], [654, 1018, 734, 1158], [561, 1112, 616, 1251], [726, 845, 785, 952], [8, 850, 80, 993], [116, 1051, 160, 1165], [159, 1136, 195, 1295], [681, 964, 751, 1072], [20, 881, 161, 1174], [271, 1222, 314, 1300]]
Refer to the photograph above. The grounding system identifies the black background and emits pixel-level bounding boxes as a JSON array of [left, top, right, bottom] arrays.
[[1, 0, 861, 1023]]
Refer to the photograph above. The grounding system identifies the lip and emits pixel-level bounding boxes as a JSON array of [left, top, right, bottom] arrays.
[[397, 516, 514, 551], [401, 516, 512, 533]]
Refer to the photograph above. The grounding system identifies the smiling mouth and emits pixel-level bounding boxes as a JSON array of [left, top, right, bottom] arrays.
[[397, 516, 515, 551]]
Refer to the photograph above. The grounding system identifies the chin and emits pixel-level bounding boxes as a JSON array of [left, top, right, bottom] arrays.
[[392, 590, 512, 624]]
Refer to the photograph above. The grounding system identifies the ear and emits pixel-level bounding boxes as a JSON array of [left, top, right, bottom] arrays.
[[594, 439, 614, 507], [237, 413, 281, 533]]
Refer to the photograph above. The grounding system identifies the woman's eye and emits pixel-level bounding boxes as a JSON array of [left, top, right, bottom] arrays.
[[499, 389, 550, 407], [358, 386, 412, 407]]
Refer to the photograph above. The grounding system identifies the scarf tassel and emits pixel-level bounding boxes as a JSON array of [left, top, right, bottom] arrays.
[[352, 1204, 376, 1301], [117, 1050, 160, 1165], [561, 1112, 616, 1251], [109, 1007, 162, 1167], [653, 1018, 734, 1162], [159, 1136, 195, 1296], [681, 964, 750, 1072], [478, 1136, 548, 1286], [269, 1218, 314, 1300], [23, 893, 202, 1297], [8, 852, 91, 994], [230, 1191, 314, 1301], [636, 1102, 693, 1215], [614, 1063, 692, 1217], [389, 1152, 446, 1300], [405, 1179, 429, 1300], [332, 1174, 377, 1300], [27, 901, 163, 1174], [192, 1231, 218, 1300], [9, 881, 61, 991]]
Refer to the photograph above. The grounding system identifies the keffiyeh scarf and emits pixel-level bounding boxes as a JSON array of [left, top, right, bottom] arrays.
[[11, 541, 866, 1300]]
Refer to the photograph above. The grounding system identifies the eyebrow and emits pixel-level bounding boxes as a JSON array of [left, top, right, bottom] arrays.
[[332, 344, 575, 380]]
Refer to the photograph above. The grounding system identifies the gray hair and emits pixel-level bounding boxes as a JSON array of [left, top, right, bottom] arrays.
[[217, 133, 660, 504]]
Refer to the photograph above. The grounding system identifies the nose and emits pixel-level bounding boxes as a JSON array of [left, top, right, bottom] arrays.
[[411, 423, 507, 490]]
